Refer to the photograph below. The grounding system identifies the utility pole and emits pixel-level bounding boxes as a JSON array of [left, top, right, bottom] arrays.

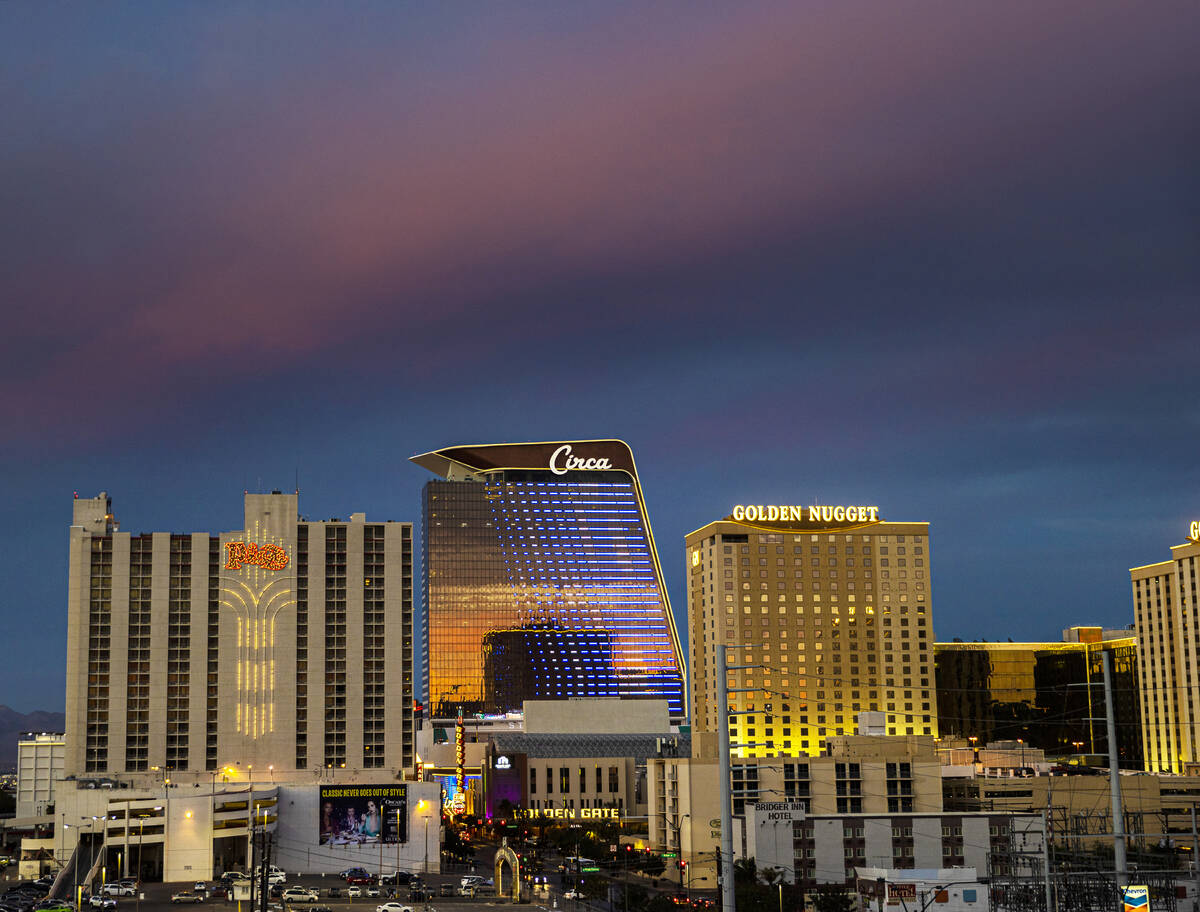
[[1103, 651, 1127, 900], [1041, 810, 1053, 912], [717, 644, 735, 912], [1191, 805, 1199, 904]]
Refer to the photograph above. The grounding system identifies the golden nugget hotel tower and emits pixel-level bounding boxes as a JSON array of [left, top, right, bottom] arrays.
[[64, 491, 415, 779], [687, 504, 937, 757]]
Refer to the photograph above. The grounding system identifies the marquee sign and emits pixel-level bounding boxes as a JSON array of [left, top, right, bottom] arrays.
[[520, 807, 621, 821], [225, 541, 289, 571], [732, 504, 880, 524], [549, 444, 613, 475]]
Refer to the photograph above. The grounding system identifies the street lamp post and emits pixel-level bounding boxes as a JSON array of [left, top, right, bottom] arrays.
[[396, 809, 402, 883]]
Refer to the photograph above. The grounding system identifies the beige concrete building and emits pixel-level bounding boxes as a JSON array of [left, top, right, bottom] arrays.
[[1131, 527, 1200, 772], [65, 491, 415, 781], [17, 733, 64, 818], [647, 735, 943, 886], [687, 507, 936, 758], [944, 768, 1200, 854]]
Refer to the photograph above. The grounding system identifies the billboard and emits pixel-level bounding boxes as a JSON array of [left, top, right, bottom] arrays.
[[319, 785, 408, 845]]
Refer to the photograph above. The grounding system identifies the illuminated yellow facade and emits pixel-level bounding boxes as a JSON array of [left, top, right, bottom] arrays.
[[64, 492, 414, 780], [686, 511, 937, 758], [1132, 531, 1200, 773]]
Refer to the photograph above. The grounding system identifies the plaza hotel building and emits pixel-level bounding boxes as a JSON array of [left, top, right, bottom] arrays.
[[686, 504, 937, 757], [1131, 520, 1200, 773], [56, 492, 439, 883]]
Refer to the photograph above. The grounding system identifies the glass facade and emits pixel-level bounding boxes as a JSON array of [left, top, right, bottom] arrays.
[[417, 441, 686, 720], [934, 638, 1143, 768]]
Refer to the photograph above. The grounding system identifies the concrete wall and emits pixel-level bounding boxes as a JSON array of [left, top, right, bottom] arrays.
[[523, 699, 670, 734], [164, 794, 215, 882], [272, 783, 440, 876]]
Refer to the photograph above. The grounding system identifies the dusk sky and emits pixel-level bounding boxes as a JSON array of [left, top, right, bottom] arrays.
[[2, 2, 1198, 712]]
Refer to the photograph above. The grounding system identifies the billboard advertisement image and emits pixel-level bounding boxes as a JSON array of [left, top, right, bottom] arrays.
[[319, 784, 408, 845]]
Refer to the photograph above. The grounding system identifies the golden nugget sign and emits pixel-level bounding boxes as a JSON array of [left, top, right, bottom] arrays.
[[1190, 521, 1200, 543], [521, 807, 621, 820], [733, 504, 880, 524]]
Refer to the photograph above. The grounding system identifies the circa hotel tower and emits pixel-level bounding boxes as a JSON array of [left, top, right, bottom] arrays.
[[413, 440, 687, 721]]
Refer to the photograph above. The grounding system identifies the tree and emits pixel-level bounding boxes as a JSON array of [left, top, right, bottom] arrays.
[[812, 887, 854, 912], [642, 854, 666, 879], [733, 858, 758, 886]]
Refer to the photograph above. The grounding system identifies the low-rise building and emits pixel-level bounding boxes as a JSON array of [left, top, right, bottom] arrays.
[[648, 733, 944, 888], [17, 732, 65, 818]]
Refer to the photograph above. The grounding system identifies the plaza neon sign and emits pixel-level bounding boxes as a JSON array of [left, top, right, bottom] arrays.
[[732, 504, 880, 524], [225, 541, 289, 571]]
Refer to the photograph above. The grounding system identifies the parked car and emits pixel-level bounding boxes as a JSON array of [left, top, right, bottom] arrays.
[[193, 883, 208, 894], [339, 869, 368, 881], [563, 891, 583, 900], [102, 885, 134, 898], [456, 886, 475, 898], [375, 904, 413, 912], [345, 888, 362, 899], [325, 889, 342, 899], [89, 897, 116, 910], [281, 889, 318, 904], [346, 875, 374, 886], [170, 893, 203, 904], [439, 885, 455, 898]]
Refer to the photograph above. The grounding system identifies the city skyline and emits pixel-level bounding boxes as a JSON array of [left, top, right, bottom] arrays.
[[3, 2, 1199, 711]]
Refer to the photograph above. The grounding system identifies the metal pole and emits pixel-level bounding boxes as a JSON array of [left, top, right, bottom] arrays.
[[1191, 806, 1198, 903], [717, 644, 735, 912], [1042, 811, 1053, 912], [1103, 651, 1127, 898]]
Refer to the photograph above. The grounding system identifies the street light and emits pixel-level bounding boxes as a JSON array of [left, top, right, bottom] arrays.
[[417, 801, 431, 874]]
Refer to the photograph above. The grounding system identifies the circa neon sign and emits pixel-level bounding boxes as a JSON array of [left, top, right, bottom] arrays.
[[733, 504, 880, 524], [550, 444, 613, 475], [225, 541, 289, 571]]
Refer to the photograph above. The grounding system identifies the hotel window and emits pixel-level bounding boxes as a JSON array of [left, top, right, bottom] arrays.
[[530, 767, 537, 794], [608, 766, 620, 792], [546, 767, 554, 793]]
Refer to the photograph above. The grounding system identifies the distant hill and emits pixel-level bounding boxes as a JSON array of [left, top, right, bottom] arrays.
[[0, 706, 65, 769]]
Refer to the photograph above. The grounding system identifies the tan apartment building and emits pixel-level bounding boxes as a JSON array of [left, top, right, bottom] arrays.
[[65, 491, 415, 781], [687, 506, 936, 758], [647, 734, 943, 885], [1131, 523, 1200, 772]]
